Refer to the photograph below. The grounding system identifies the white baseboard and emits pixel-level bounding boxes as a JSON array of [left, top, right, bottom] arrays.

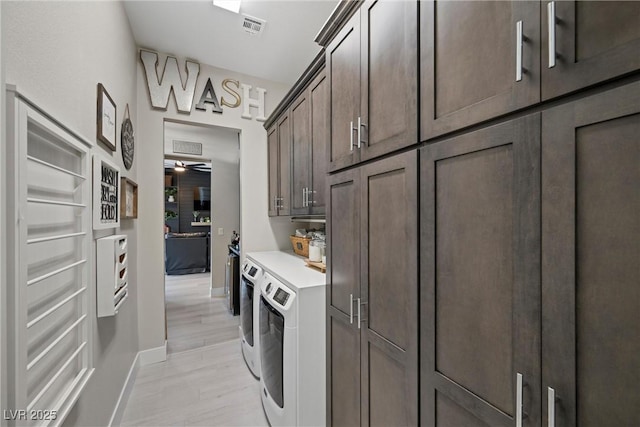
[[138, 341, 167, 366], [210, 286, 225, 297], [109, 342, 168, 426], [108, 353, 139, 427]]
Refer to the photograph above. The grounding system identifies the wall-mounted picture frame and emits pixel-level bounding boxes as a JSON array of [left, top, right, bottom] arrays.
[[120, 177, 138, 219], [93, 154, 121, 230], [97, 83, 117, 151]]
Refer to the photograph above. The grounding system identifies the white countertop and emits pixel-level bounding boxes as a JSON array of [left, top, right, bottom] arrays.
[[246, 250, 326, 291]]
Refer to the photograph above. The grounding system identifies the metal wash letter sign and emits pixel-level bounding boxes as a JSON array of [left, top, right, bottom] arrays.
[[140, 49, 266, 121]]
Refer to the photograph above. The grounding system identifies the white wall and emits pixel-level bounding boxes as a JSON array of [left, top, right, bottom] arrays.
[[2, 2, 139, 426], [0, 5, 6, 427], [136, 52, 296, 351], [164, 122, 240, 288]]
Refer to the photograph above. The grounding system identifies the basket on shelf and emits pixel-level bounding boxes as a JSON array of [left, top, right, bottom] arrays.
[[289, 235, 311, 257]]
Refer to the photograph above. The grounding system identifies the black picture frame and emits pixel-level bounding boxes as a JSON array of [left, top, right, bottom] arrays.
[[97, 83, 117, 151]]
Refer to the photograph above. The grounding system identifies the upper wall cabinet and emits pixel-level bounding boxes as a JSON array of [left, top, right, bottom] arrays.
[[420, 1, 541, 140], [291, 69, 329, 216], [421, 0, 640, 141], [267, 114, 291, 217], [327, 0, 418, 172], [541, 1, 640, 100]]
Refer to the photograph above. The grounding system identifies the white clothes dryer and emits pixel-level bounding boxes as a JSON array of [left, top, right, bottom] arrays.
[[240, 258, 263, 378]]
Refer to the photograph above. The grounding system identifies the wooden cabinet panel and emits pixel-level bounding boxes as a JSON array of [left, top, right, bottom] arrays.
[[421, 1, 540, 140], [421, 116, 541, 427], [361, 150, 418, 427], [328, 314, 361, 427], [541, 1, 640, 100], [277, 113, 291, 216], [541, 81, 640, 427], [327, 168, 360, 316], [328, 13, 360, 172], [267, 125, 278, 217], [360, 0, 418, 161], [310, 71, 329, 214], [291, 93, 311, 215]]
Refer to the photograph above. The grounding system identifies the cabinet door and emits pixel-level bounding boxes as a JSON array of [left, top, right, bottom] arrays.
[[290, 91, 311, 215], [327, 11, 361, 172], [541, 82, 640, 427], [360, 151, 418, 426], [420, 116, 541, 426], [541, 1, 640, 100], [267, 125, 279, 217], [420, 1, 540, 140], [327, 168, 360, 317], [310, 70, 329, 215], [327, 311, 361, 427], [277, 113, 291, 216], [360, 0, 418, 162]]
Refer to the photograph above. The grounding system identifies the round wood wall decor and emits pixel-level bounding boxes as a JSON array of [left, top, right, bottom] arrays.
[[121, 110, 134, 170]]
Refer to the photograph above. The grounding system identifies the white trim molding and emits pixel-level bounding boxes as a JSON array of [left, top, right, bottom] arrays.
[[138, 341, 167, 366], [108, 352, 139, 427]]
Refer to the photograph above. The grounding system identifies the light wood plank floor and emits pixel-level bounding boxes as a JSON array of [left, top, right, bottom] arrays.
[[120, 340, 268, 426], [165, 273, 240, 354]]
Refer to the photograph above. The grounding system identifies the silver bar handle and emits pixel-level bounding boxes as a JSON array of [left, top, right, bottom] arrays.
[[548, 387, 556, 427], [516, 373, 525, 427], [349, 121, 354, 151], [516, 20, 524, 82], [357, 298, 361, 329], [548, 2, 556, 68], [302, 188, 307, 207], [349, 294, 354, 324], [273, 196, 278, 210], [357, 117, 366, 149]]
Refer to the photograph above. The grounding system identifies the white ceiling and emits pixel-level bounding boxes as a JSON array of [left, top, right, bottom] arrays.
[[123, 0, 338, 85]]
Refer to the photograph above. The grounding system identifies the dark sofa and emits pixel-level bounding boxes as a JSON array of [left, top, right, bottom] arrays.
[[165, 232, 209, 275]]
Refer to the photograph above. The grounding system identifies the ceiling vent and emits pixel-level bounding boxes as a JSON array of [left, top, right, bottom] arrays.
[[241, 15, 266, 35]]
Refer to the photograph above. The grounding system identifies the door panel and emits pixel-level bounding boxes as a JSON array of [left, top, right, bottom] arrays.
[[327, 169, 360, 316], [291, 93, 311, 215], [542, 1, 640, 100], [361, 151, 418, 426], [277, 114, 291, 216], [267, 126, 278, 217], [361, 0, 417, 160], [327, 12, 360, 172], [421, 1, 540, 140], [328, 313, 360, 427], [436, 392, 490, 427], [310, 71, 328, 214], [435, 144, 514, 415], [542, 81, 640, 427], [421, 116, 541, 427]]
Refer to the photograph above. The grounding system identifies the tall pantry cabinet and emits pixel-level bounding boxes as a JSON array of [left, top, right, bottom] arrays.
[[327, 151, 418, 427], [317, 1, 640, 426]]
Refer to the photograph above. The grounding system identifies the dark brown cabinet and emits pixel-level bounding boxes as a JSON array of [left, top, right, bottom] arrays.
[[420, 1, 541, 140], [541, 1, 640, 100], [327, 150, 418, 426], [419, 81, 640, 427], [267, 112, 291, 216], [541, 81, 640, 427], [291, 69, 329, 215], [420, 115, 541, 427], [327, 0, 417, 172], [421, 0, 640, 141]]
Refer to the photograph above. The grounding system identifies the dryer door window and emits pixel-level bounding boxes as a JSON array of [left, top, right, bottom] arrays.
[[241, 277, 254, 346], [260, 296, 285, 408]]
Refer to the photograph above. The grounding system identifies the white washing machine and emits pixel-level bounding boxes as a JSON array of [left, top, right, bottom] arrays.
[[259, 270, 326, 427], [240, 258, 262, 378]]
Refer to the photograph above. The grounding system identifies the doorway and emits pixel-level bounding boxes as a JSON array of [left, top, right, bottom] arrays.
[[163, 120, 241, 354]]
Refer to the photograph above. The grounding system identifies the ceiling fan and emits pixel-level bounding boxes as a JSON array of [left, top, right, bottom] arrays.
[[172, 160, 211, 173]]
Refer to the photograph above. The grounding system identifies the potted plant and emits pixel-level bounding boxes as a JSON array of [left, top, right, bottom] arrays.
[[165, 210, 177, 221], [165, 187, 177, 202]]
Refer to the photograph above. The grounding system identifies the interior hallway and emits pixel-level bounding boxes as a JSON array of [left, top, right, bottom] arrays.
[[120, 273, 265, 425], [165, 273, 239, 354]]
